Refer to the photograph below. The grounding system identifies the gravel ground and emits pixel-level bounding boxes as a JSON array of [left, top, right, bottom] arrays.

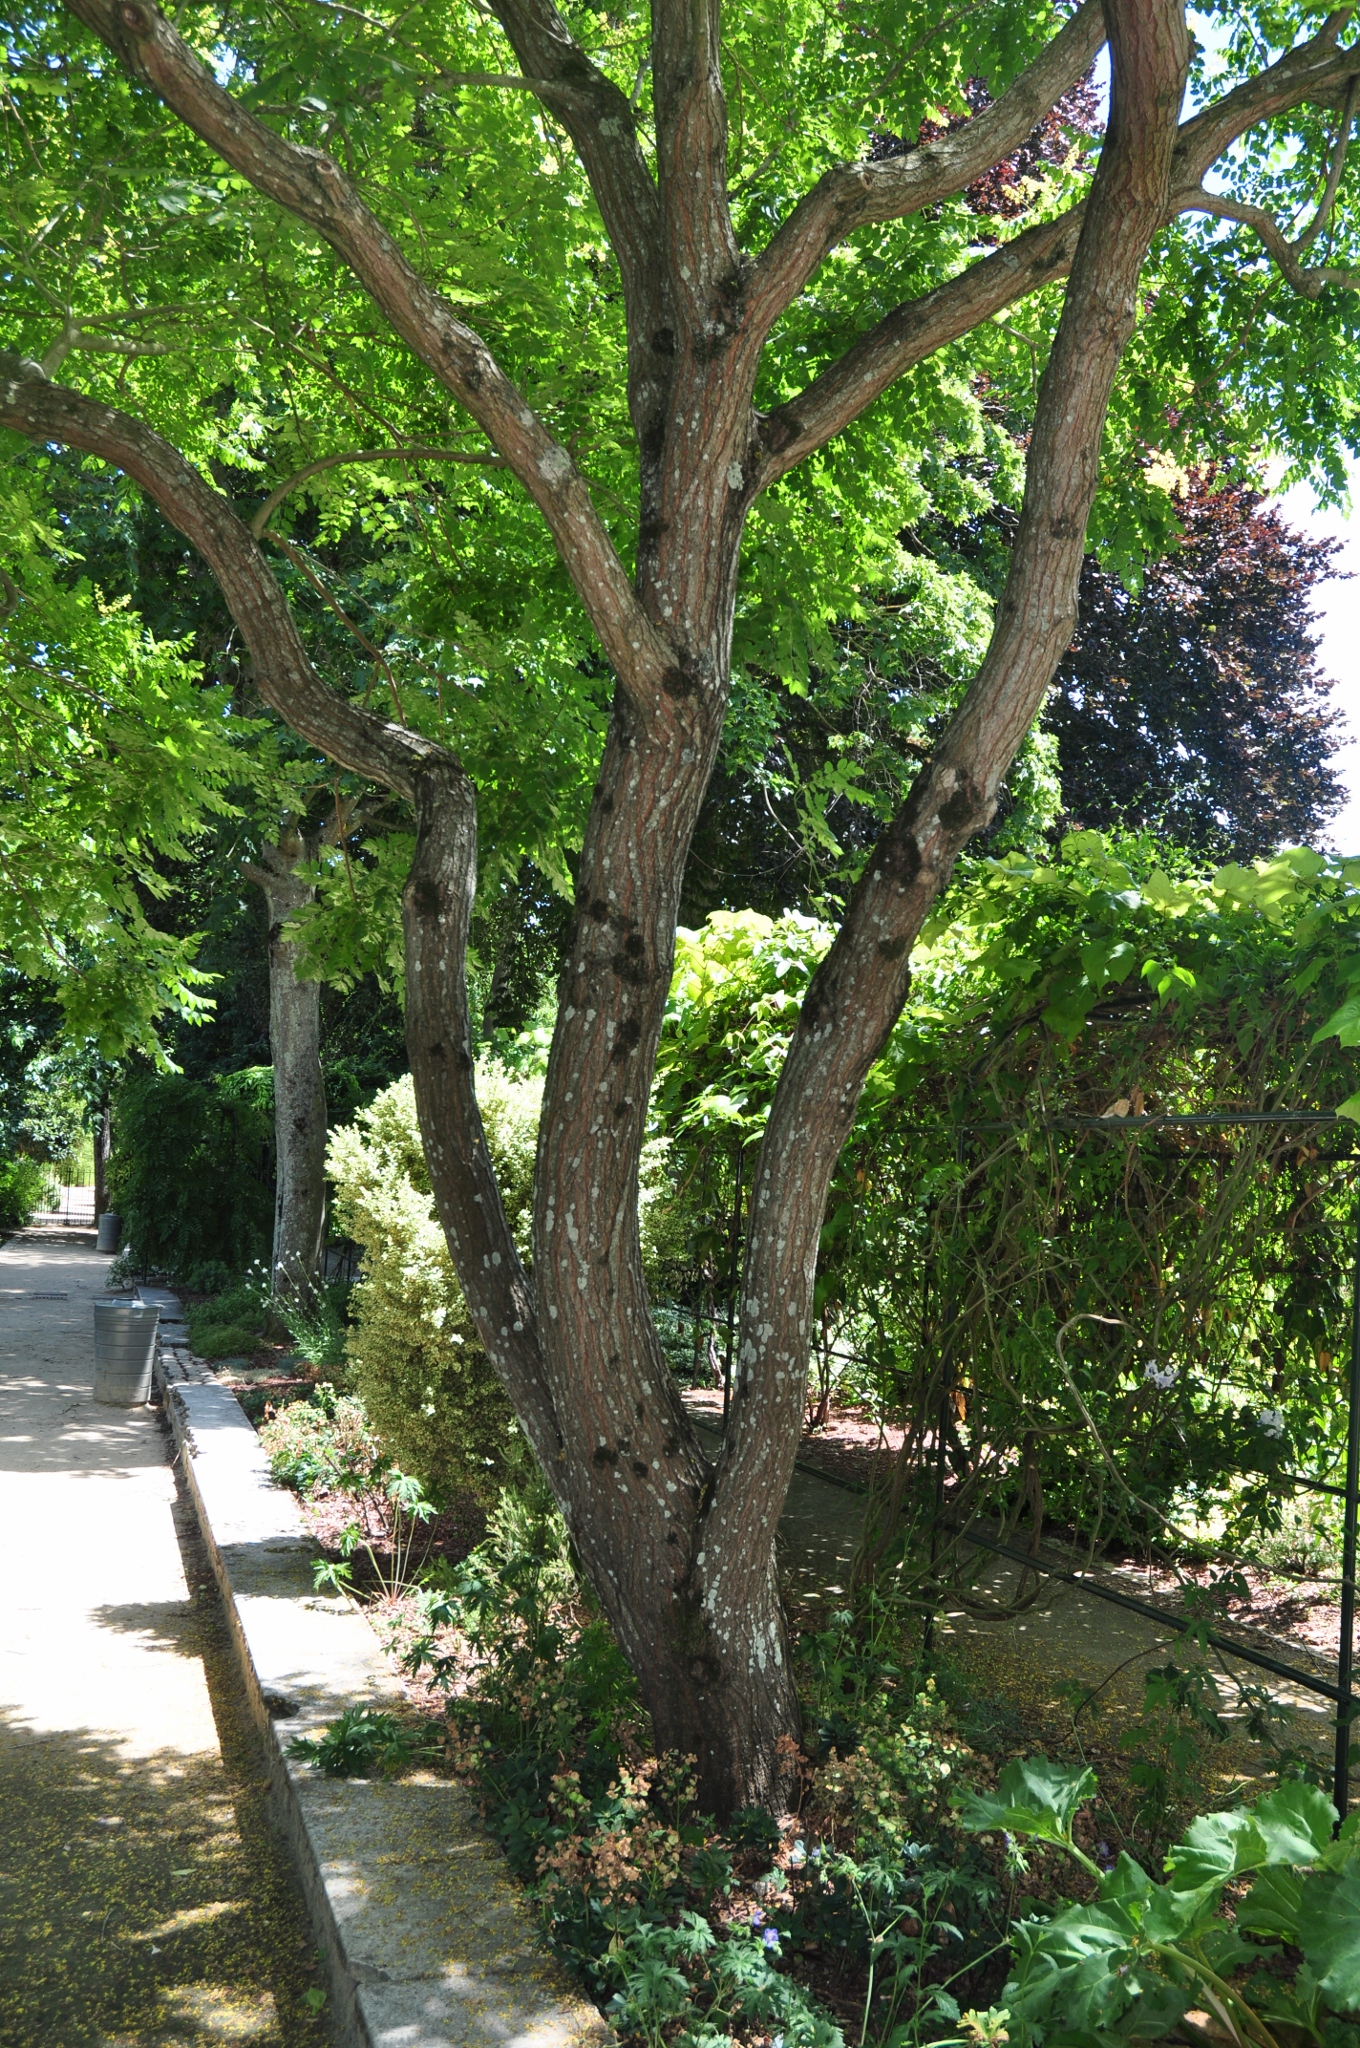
[[0, 1231, 334, 2048]]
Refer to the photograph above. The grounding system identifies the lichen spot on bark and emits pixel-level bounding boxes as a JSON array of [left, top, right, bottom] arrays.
[[538, 446, 573, 485]]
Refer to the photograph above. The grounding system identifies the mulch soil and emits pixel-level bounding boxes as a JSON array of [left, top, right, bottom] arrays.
[[682, 1388, 905, 1492]]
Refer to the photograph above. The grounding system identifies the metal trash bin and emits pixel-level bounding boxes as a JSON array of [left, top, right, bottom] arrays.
[[93, 1299, 159, 1406], [96, 1212, 122, 1254]]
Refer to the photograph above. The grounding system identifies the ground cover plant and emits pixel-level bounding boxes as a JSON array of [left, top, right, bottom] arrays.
[[280, 1459, 1360, 2047]]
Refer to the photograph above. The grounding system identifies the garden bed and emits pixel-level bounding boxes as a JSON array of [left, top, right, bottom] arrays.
[[239, 1383, 1360, 2048]]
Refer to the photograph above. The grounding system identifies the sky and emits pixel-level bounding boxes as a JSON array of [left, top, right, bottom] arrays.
[[1277, 480, 1360, 857]]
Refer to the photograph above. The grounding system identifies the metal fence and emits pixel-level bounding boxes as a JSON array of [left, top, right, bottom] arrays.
[[33, 1159, 96, 1229]]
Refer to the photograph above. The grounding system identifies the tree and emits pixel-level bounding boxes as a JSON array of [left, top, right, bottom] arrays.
[[242, 824, 330, 1293], [1049, 474, 1346, 857], [6, 0, 1360, 1812], [0, 480, 240, 1053]]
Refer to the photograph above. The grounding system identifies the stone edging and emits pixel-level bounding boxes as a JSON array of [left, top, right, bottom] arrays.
[[142, 1287, 611, 2048]]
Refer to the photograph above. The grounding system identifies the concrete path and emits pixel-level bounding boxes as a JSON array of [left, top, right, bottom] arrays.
[[933, 1545, 1342, 1778], [0, 1229, 332, 2047]]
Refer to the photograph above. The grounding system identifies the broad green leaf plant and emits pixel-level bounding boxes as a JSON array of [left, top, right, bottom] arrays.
[[956, 1758, 1360, 2047]]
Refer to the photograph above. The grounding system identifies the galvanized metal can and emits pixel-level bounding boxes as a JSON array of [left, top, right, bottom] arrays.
[[93, 1300, 160, 1406]]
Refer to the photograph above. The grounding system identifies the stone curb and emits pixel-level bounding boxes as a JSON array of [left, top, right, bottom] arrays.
[[143, 1290, 611, 2048]]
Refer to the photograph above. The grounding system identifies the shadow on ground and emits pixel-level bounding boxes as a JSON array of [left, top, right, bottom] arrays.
[[0, 1458, 333, 2048]]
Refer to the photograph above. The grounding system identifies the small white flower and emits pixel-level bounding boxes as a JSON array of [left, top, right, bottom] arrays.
[[1257, 1407, 1286, 1439], [1143, 1359, 1178, 1391]]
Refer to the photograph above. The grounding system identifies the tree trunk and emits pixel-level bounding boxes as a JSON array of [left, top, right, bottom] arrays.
[[245, 836, 328, 1297], [93, 1104, 111, 1223]]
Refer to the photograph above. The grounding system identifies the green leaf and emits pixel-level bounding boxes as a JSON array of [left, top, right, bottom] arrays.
[[1238, 1865, 1302, 1943], [1003, 1900, 1188, 2037], [1140, 1879, 1222, 1943], [1165, 1808, 1268, 1891], [1250, 1780, 1337, 1866], [1297, 1862, 1360, 2010], [955, 1758, 1097, 1843], [1098, 1852, 1154, 1904]]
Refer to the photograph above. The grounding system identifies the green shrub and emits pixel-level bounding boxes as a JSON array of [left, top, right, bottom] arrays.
[[0, 1155, 47, 1230], [108, 1070, 273, 1279], [193, 1321, 265, 1360], [277, 1279, 350, 1371], [258, 1384, 383, 1496], [326, 1067, 538, 1503]]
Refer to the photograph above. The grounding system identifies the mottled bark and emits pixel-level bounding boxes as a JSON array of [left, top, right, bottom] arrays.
[[8, 0, 1358, 1811], [93, 1103, 111, 1223], [244, 837, 329, 1295]]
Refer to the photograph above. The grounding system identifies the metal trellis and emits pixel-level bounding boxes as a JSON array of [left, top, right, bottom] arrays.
[[929, 1110, 1358, 1821]]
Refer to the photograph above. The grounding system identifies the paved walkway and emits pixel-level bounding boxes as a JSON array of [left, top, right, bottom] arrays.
[[688, 1409, 1343, 1786], [0, 1230, 331, 2047]]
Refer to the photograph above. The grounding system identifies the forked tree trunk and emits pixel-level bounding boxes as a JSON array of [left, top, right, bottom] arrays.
[[17, 0, 1348, 1811], [245, 836, 328, 1298]]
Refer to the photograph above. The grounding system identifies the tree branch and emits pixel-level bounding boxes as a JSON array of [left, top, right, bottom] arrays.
[[40, 318, 174, 377], [249, 443, 509, 538], [486, 0, 666, 427], [1296, 68, 1360, 252], [0, 354, 443, 800], [753, 20, 1360, 486], [1170, 56, 1360, 297], [719, 0, 1191, 1582], [265, 533, 408, 722], [1172, 7, 1358, 182], [744, 0, 1107, 341], [1179, 185, 1360, 298], [753, 209, 1085, 490], [402, 761, 560, 1469], [64, 0, 680, 712], [651, 0, 741, 321]]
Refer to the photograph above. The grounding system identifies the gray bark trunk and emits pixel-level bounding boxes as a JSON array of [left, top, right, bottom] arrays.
[[94, 1104, 111, 1223], [246, 836, 328, 1297]]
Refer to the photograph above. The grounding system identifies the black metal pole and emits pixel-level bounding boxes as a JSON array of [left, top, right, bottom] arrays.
[[722, 1143, 744, 1430], [1335, 1183, 1360, 1822]]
